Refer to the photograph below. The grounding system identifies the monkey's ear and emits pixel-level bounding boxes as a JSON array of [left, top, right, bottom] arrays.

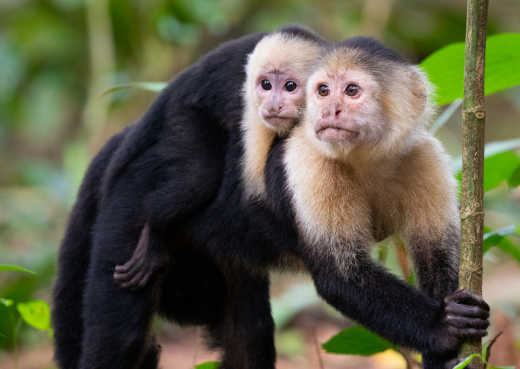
[[385, 65, 434, 130], [408, 66, 435, 126]]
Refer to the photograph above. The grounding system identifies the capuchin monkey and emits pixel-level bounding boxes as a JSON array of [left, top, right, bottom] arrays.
[[263, 37, 489, 369], [51, 26, 326, 369]]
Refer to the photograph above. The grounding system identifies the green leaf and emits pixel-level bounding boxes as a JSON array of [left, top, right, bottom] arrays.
[[101, 82, 167, 96], [483, 152, 520, 192], [322, 325, 396, 356], [194, 362, 220, 369], [16, 300, 51, 332], [0, 298, 14, 307], [421, 33, 520, 105], [508, 166, 520, 187], [483, 226, 520, 263], [452, 353, 481, 369], [0, 264, 36, 274]]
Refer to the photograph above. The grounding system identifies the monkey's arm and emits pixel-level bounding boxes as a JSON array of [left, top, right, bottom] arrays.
[[405, 227, 490, 368], [300, 247, 488, 361]]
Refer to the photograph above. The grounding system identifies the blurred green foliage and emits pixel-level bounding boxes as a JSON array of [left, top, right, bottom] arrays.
[[1, 0, 520, 359]]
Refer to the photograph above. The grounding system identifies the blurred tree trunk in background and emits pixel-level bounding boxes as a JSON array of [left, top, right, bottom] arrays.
[[84, 0, 116, 153]]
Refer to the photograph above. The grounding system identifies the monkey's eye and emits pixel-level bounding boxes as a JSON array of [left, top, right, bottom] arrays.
[[318, 84, 329, 96], [261, 80, 272, 90], [345, 84, 360, 97], [285, 81, 297, 92]]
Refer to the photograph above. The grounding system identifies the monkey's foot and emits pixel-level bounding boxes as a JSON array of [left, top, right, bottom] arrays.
[[114, 255, 166, 290], [113, 224, 168, 290]]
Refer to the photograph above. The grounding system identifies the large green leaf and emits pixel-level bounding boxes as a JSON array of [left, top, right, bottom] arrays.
[[16, 300, 52, 332], [421, 33, 520, 105], [322, 325, 396, 356]]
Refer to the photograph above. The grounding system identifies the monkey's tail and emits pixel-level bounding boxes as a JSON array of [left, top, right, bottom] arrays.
[[52, 132, 125, 369]]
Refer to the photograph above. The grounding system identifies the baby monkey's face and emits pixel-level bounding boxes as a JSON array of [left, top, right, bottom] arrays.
[[255, 68, 304, 133]]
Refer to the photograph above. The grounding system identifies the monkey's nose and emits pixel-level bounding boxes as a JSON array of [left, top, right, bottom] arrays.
[[335, 108, 342, 117]]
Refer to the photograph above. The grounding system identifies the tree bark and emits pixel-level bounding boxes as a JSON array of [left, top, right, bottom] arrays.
[[459, 0, 489, 367]]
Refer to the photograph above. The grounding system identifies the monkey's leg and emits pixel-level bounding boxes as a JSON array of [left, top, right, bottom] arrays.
[[79, 215, 160, 369], [209, 268, 275, 369], [52, 131, 125, 369], [300, 246, 488, 358]]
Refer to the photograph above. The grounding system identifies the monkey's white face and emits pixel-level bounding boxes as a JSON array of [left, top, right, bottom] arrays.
[[255, 69, 304, 133], [305, 68, 386, 155]]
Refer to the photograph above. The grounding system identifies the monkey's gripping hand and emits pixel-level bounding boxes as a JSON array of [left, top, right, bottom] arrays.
[[114, 224, 169, 290], [424, 289, 490, 369]]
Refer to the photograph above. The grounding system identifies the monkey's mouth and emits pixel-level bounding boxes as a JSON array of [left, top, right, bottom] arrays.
[[262, 115, 297, 128], [316, 125, 359, 142]]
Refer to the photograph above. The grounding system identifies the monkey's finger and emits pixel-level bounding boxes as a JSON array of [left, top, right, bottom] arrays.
[[445, 315, 489, 329], [445, 290, 489, 311], [114, 264, 129, 273], [445, 302, 489, 319], [116, 268, 139, 286], [447, 326, 488, 338], [114, 257, 140, 273], [123, 269, 148, 290], [137, 271, 152, 289], [118, 259, 144, 278]]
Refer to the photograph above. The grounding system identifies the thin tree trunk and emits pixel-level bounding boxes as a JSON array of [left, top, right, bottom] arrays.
[[459, 0, 489, 367]]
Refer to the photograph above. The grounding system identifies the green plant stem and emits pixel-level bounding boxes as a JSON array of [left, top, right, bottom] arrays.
[[459, 0, 489, 367]]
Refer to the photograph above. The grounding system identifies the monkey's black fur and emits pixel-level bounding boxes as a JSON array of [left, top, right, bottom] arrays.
[[52, 26, 325, 369]]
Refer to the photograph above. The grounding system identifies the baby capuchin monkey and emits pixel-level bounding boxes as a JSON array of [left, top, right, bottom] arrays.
[[114, 29, 326, 288], [240, 31, 325, 200], [264, 37, 489, 369]]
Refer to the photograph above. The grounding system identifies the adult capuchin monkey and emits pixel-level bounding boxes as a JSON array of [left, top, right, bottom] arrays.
[[52, 26, 326, 369], [263, 37, 489, 368]]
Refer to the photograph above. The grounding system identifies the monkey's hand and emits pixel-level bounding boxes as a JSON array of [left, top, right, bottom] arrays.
[[423, 289, 490, 369], [113, 225, 169, 290]]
